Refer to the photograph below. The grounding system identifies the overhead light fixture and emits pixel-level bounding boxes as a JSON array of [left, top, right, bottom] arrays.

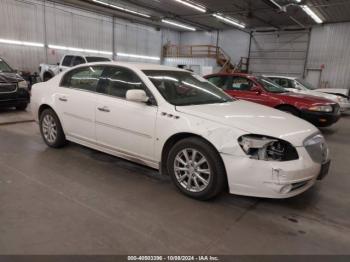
[[212, 14, 246, 29], [301, 5, 323, 24], [92, 0, 151, 18], [161, 19, 196, 31], [173, 0, 206, 13], [48, 45, 113, 55], [116, 52, 160, 61], [0, 38, 44, 47]]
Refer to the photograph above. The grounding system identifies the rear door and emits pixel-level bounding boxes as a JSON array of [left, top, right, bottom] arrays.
[[56, 65, 104, 142], [95, 66, 158, 162]]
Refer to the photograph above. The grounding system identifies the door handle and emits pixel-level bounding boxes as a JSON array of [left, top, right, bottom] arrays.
[[59, 97, 68, 102], [97, 106, 110, 112]]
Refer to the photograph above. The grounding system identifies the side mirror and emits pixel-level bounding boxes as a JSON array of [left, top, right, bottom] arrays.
[[251, 86, 262, 94], [57, 62, 60, 66], [126, 89, 149, 103]]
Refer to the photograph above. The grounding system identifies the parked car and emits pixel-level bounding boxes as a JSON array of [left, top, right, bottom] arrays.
[[205, 73, 340, 127], [265, 75, 350, 113], [0, 57, 30, 110], [31, 62, 330, 200], [39, 54, 112, 82]]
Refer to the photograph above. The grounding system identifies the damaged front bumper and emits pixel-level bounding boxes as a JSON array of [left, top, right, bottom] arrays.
[[221, 146, 323, 199]]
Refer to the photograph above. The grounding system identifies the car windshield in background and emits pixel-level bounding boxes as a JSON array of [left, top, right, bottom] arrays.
[[257, 77, 287, 93], [297, 78, 317, 90], [0, 58, 14, 73], [85, 57, 111, 63], [143, 70, 234, 106]]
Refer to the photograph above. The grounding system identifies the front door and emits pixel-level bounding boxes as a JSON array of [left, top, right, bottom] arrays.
[[225, 76, 268, 105], [95, 66, 158, 162]]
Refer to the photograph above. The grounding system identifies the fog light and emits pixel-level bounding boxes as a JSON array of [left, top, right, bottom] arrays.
[[319, 118, 327, 123], [280, 184, 292, 194]]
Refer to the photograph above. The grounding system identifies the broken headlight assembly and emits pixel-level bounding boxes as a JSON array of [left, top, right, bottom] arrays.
[[238, 135, 299, 161]]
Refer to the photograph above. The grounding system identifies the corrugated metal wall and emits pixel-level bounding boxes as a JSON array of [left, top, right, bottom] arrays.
[[0, 0, 45, 71], [219, 30, 250, 64], [163, 57, 219, 75], [0, 0, 180, 71], [249, 31, 310, 76], [179, 30, 251, 65], [307, 23, 350, 89]]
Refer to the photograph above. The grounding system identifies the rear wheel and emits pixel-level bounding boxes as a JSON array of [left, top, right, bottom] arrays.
[[39, 109, 66, 148], [167, 137, 226, 200]]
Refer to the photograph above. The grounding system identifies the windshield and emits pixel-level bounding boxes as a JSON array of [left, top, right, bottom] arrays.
[[296, 78, 317, 90], [85, 57, 111, 63], [143, 70, 234, 106], [0, 58, 14, 73], [256, 77, 287, 93]]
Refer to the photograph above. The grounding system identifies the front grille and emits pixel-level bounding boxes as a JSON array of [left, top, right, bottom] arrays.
[[0, 83, 17, 93], [304, 133, 329, 164]]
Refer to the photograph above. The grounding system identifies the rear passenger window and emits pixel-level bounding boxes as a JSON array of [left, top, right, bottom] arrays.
[[99, 67, 145, 99], [61, 56, 74, 67], [207, 76, 229, 89], [60, 66, 104, 92]]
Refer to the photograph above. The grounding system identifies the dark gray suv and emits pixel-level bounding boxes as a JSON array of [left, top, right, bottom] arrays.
[[0, 58, 30, 110]]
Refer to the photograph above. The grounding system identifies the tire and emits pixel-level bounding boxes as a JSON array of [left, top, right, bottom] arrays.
[[278, 105, 299, 116], [43, 73, 53, 82], [39, 109, 66, 148], [16, 103, 28, 111], [167, 137, 226, 200]]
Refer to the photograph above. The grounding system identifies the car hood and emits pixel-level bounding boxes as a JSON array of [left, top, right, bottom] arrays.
[[316, 88, 349, 97], [291, 89, 339, 102], [176, 100, 318, 147], [0, 72, 24, 83]]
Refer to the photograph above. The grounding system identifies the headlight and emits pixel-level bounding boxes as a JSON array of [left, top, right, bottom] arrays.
[[18, 80, 28, 90], [238, 135, 299, 161], [308, 105, 333, 112], [336, 96, 347, 103]]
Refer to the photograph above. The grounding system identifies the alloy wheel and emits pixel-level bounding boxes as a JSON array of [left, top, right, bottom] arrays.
[[42, 114, 58, 144], [174, 148, 211, 193]]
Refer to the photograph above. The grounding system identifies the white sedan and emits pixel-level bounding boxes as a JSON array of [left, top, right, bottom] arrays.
[[31, 62, 330, 200], [265, 75, 350, 113]]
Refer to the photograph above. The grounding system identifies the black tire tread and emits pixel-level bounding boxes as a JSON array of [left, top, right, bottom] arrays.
[[167, 137, 227, 201], [39, 108, 66, 148]]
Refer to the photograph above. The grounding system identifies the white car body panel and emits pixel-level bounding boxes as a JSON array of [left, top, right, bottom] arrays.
[[31, 62, 328, 199]]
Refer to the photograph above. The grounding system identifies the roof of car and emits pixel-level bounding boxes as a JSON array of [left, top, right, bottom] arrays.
[[263, 75, 298, 80], [83, 61, 186, 71]]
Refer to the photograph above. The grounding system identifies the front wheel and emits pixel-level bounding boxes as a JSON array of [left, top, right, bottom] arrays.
[[167, 137, 226, 200], [39, 109, 66, 148], [16, 103, 28, 111]]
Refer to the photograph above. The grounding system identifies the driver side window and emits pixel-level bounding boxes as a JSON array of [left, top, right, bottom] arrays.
[[229, 77, 253, 91]]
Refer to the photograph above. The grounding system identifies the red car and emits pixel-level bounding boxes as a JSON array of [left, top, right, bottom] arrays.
[[205, 73, 340, 127]]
